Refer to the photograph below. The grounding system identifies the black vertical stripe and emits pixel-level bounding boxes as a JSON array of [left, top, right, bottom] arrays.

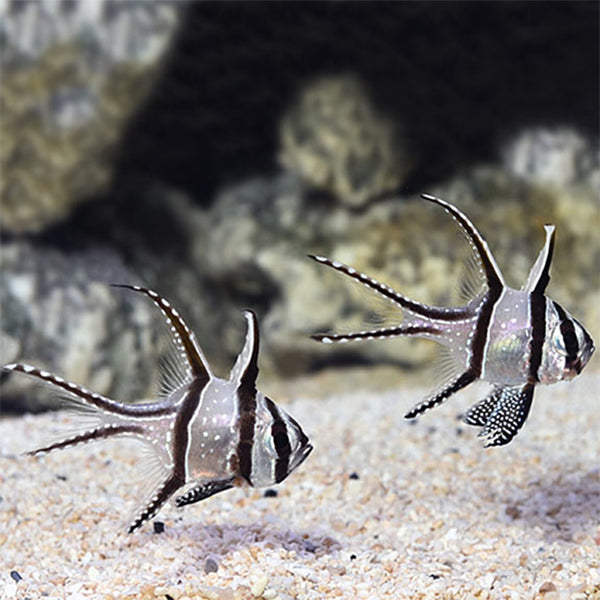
[[528, 294, 547, 383], [129, 373, 210, 533], [172, 375, 210, 481], [265, 397, 291, 484], [404, 286, 503, 419], [553, 301, 580, 365], [470, 287, 503, 377], [235, 311, 260, 484], [530, 229, 555, 295]]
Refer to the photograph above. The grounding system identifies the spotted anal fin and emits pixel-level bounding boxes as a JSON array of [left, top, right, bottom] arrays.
[[463, 387, 503, 427], [465, 384, 535, 447], [175, 477, 236, 507], [421, 194, 505, 292], [112, 285, 212, 382], [128, 473, 185, 534], [522, 225, 555, 295], [404, 370, 477, 419]]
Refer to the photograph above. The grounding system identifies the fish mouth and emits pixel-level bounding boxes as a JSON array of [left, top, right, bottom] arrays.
[[565, 357, 583, 378], [291, 443, 313, 472]]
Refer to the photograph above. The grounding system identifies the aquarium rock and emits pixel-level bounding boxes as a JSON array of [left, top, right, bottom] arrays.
[[0, 0, 181, 233]]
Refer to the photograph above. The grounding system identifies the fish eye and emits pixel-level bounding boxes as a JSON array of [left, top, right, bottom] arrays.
[[551, 325, 568, 355], [273, 428, 289, 454], [264, 423, 290, 457]]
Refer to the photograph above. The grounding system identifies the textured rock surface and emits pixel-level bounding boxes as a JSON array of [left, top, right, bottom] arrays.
[[188, 141, 600, 376], [0, 242, 164, 412], [1, 4, 597, 420], [279, 75, 409, 207], [502, 128, 598, 188], [0, 0, 180, 233], [1, 128, 598, 411]]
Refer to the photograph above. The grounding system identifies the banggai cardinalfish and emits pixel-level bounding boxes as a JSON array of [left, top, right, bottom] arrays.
[[310, 194, 594, 447], [3, 286, 312, 532]]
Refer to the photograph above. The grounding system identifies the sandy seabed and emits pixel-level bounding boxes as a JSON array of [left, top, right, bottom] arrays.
[[0, 370, 599, 600]]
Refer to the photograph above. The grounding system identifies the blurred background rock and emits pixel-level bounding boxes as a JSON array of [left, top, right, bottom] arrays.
[[1, 1, 598, 411]]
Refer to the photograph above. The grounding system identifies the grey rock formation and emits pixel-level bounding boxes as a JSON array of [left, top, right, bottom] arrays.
[[1, 129, 597, 411], [0, 243, 164, 412], [279, 75, 410, 208], [0, 0, 181, 233], [502, 128, 598, 188], [186, 138, 599, 376]]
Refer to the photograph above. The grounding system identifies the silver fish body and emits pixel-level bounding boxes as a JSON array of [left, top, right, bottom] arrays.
[[310, 194, 594, 446], [2, 286, 312, 532]]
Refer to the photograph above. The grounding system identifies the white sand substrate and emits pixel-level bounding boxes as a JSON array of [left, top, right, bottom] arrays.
[[1, 370, 599, 600]]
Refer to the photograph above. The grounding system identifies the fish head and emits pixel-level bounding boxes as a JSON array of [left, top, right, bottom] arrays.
[[248, 394, 313, 488], [540, 301, 595, 383]]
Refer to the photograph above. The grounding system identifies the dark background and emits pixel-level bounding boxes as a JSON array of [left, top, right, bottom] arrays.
[[115, 1, 599, 203]]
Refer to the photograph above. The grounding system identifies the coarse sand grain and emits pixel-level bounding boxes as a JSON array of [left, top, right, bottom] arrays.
[[1, 370, 599, 599]]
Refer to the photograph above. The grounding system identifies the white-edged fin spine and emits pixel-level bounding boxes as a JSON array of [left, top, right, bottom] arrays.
[[112, 285, 212, 381], [421, 194, 505, 291], [230, 310, 260, 385], [311, 324, 441, 344], [521, 225, 555, 294], [308, 254, 468, 321], [3, 363, 175, 417]]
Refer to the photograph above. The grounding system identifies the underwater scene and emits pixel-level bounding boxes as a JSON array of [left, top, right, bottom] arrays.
[[1, 2, 598, 599]]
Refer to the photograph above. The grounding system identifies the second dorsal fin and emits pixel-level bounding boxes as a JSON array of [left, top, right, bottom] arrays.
[[521, 225, 555, 295], [230, 310, 260, 390]]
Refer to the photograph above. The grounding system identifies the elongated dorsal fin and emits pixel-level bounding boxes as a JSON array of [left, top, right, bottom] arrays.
[[521, 225, 555, 295], [230, 310, 260, 388], [422, 194, 505, 292], [112, 285, 212, 381]]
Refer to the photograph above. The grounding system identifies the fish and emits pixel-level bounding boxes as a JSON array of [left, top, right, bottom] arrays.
[[309, 194, 595, 446], [2, 285, 312, 532]]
